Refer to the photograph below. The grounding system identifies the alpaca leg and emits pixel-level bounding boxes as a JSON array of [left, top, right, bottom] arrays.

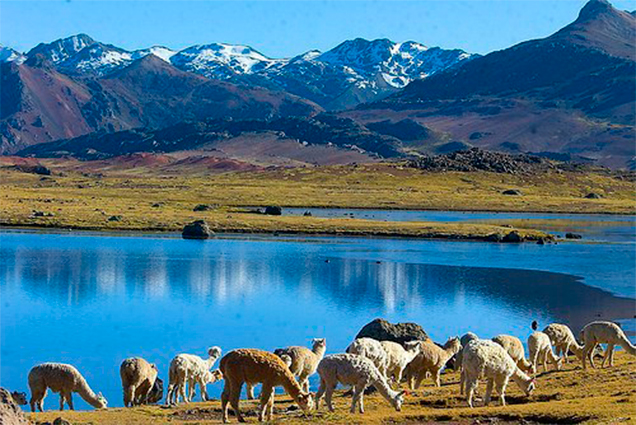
[[357, 386, 365, 414], [589, 343, 598, 369], [124, 385, 133, 407], [350, 385, 361, 414], [325, 382, 336, 412], [466, 379, 478, 408], [434, 368, 442, 387], [258, 384, 273, 422], [180, 381, 188, 404], [266, 388, 275, 421], [484, 378, 494, 406], [496, 376, 509, 407], [460, 370, 466, 395], [564, 343, 571, 363], [246, 383, 255, 400], [231, 382, 245, 423], [602, 344, 614, 368], [66, 392, 74, 410], [221, 382, 231, 423], [316, 378, 326, 410], [610, 344, 617, 366], [59, 393, 65, 411], [30, 389, 44, 413], [37, 389, 46, 412]]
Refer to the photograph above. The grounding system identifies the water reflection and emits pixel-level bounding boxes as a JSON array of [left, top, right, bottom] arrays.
[[1, 230, 634, 409]]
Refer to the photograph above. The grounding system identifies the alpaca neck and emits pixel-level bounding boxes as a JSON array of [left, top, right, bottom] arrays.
[[372, 373, 399, 404], [511, 368, 532, 392], [569, 340, 585, 358], [280, 369, 304, 400], [312, 344, 326, 360], [205, 355, 217, 370], [618, 333, 636, 355], [442, 346, 459, 363], [75, 377, 102, 408]]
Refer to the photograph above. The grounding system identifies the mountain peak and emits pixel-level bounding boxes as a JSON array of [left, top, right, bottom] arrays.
[[577, 0, 613, 21], [27, 33, 96, 63]]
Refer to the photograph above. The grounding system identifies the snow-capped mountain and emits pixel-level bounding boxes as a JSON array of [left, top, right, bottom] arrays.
[[170, 43, 284, 79], [12, 34, 477, 108], [0, 45, 24, 63]]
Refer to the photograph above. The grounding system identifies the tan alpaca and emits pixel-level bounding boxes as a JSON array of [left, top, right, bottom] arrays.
[[220, 349, 313, 423], [120, 357, 158, 407], [405, 337, 461, 388], [492, 335, 535, 374], [274, 338, 326, 393], [580, 321, 636, 369], [28, 363, 107, 412], [543, 323, 585, 364]]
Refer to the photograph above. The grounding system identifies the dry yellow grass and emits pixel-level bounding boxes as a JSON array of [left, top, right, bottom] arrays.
[[29, 352, 636, 425], [0, 161, 633, 239]]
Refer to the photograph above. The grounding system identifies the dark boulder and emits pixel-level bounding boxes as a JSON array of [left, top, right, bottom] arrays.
[[303, 211, 312, 217], [502, 189, 522, 196], [182, 220, 213, 239], [486, 233, 503, 242], [355, 318, 428, 344], [502, 231, 523, 243], [193, 204, 211, 212], [585, 192, 602, 199], [264, 206, 282, 216], [565, 232, 583, 239]]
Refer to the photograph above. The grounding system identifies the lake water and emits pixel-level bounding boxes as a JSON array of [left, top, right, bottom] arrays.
[[1, 211, 635, 409]]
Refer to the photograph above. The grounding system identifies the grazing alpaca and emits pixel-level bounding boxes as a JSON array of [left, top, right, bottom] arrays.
[[316, 354, 405, 414], [246, 354, 292, 400], [166, 347, 222, 405], [220, 349, 313, 423], [381, 340, 422, 387], [543, 323, 585, 364], [528, 332, 562, 373], [10, 391, 27, 406], [492, 334, 535, 374], [404, 337, 461, 389], [457, 332, 480, 395], [463, 340, 535, 408], [28, 363, 107, 412], [580, 321, 636, 369], [346, 338, 390, 377], [120, 357, 159, 407], [273, 338, 327, 393]]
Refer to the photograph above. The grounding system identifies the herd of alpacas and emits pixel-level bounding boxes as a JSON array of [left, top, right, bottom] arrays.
[[19, 320, 636, 423]]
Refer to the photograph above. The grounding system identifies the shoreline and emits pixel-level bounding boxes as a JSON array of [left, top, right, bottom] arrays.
[[0, 220, 553, 243]]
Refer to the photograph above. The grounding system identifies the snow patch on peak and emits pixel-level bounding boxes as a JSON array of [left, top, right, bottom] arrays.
[[133, 46, 177, 62], [0, 45, 24, 63]]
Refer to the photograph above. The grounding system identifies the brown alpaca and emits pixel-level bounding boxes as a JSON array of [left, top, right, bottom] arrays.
[[220, 349, 313, 423]]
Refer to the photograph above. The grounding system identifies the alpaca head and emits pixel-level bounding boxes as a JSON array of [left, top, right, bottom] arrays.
[[554, 356, 563, 371], [204, 369, 224, 384], [296, 392, 314, 412], [444, 337, 462, 355], [312, 338, 326, 351], [404, 340, 421, 353], [208, 346, 222, 359], [391, 390, 406, 411], [525, 378, 537, 396], [96, 392, 108, 408], [280, 354, 293, 368], [11, 391, 27, 406]]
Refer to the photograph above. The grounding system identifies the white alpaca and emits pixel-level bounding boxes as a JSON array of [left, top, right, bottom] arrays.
[[166, 347, 222, 405], [346, 338, 389, 377], [543, 323, 585, 364], [580, 321, 636, 369], [381, 340, 422, 387], [462, 340, 536, 408], [316, 354, 405, 414], [528, 332, 562, 373], [28, 363, 108, 412], [457, 332, 480, 395], [492, 334, 535, 374]]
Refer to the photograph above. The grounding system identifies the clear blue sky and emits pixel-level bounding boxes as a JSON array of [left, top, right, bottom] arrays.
[[1, 1, 635, 57]]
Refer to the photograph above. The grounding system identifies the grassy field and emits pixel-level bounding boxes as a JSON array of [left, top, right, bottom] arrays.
[[29, 353, 636, 425], [1, 161, 634, 240]]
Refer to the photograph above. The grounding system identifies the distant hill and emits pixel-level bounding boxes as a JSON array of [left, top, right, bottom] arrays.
[[352, 0, 635, 168]]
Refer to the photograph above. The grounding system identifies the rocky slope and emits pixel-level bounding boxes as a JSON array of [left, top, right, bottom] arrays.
[[353, 0, 636, 168]]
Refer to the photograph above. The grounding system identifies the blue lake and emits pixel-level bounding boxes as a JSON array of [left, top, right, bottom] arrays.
[[1, 212, 635, 409]]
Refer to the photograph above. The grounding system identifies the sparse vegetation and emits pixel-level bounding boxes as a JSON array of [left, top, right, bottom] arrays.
[[0, 161, 633, 240], [28, 353, 636, 425]]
